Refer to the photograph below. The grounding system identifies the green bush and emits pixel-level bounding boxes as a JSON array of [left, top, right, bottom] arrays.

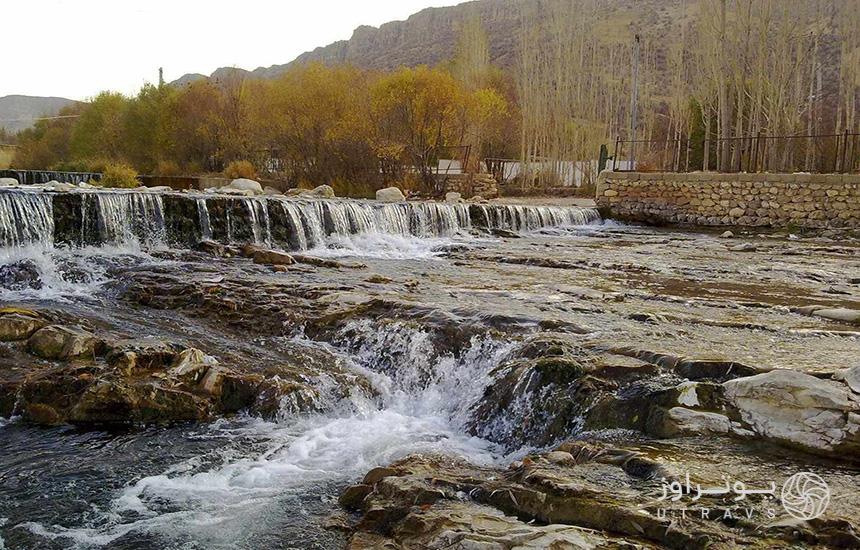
[[99, 163, 140, 188], [224, 160, 257, 180]]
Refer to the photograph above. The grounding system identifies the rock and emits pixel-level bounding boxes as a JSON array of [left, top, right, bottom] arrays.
[[104, 338, 179, 373], [169, 348, 218, 382], [343, 448, 735, 549], [0, 177, 18, 186], [43, 181, 76, 192], [811, 307, 860, 325], [27, 325, 98, 360], [142, 185, 173, 193], [252, 249, 295, 266], [664, 407, 732, 436], [445, 191, 462, 203], [728, 207, 745, 218], [834, 366, 860, 394], [68, 379, 209, 425], [0, 310, 46, 341], [364, 274, 393, 284], [310, 184, 335, 198], [263, 186, 283, 195], [224, 178, 263, 194], [720, 230, 734, 238], [292, 254, 365, 269], [375, 186, 405, 202], [0, 261, 42, 291], [728, 243, 757, 252], [723, 369, 860, 458]]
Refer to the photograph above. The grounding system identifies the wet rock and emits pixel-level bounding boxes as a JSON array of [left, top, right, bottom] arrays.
[[196, 239, 231, 257], [720, 230, 734, 238], [0, 309, 46, 341], [252, 248, 295, 266], [27, 325, 98, 360], [375, 186, 405, 202], [469, 336, 600, 449], [68, 379, 209, 425], [364, 274, 393, 284], [728, 243, 757, 252], [0, 177, 18, 186], [0, 260, 42, 291], [168, 348, 218, 383], [444, 191, 462, 203], [343, 447, 733, 549], [292, 254, 365, 269], [105, 337, 180, 373], [723, 369, 860, 459]]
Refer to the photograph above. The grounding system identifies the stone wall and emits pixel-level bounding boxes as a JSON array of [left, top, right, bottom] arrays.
[[596, 171, 860, 229], [438, 173, 499, 199]]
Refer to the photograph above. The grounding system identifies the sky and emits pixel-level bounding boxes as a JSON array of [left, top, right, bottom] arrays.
[[3, 0, 462, 101]]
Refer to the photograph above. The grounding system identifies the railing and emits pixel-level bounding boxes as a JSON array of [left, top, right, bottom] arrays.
[[612, 131, 860, 174]]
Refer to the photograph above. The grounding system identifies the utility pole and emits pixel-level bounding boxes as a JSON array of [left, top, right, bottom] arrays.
[[629, 34, 640, 169], [158, 67, 164, 88]]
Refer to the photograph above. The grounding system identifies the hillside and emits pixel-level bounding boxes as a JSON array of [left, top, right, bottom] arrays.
[[0, 95, 78, 133], [172, 0, 687, 85]]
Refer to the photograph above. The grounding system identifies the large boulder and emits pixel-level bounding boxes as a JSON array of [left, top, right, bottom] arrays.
[[27, 325, 98, 360], [0, 177, 17, 186], [0, 309, 46, 341], [309, 184, 335, 198], [224, 178, 263, 194], [375, 186, 405, 202], [723, 369, 860, 458]]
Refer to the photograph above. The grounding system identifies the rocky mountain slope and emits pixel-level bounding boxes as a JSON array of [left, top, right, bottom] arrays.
[[171, 0, 684, 85], [0, 95, 78, 133]]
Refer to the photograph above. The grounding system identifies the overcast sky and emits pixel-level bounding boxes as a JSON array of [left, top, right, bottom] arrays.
[[4, 0, 461, 101]]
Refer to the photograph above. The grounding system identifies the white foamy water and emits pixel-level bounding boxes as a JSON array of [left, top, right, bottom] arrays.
[[22, 323, 518, 549], [306, 232, 471, 260], [0, 244, 165, 302]]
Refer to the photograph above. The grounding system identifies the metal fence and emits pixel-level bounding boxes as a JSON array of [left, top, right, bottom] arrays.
[[612, 131, 860, 174]]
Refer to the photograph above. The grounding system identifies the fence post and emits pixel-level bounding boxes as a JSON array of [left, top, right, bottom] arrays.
[[841, 129, 850, 173], [613, 137, 620, 171]]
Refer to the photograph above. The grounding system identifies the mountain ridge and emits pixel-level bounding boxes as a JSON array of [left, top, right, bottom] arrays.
[[0, 95, 79, 133]]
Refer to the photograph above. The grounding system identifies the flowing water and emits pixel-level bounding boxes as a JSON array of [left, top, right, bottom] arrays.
[[0, 188, 605, 549], [1, 187, 858, 549]]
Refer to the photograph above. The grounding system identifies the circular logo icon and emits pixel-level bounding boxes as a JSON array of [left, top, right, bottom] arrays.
[[781, 472, 830, 521]]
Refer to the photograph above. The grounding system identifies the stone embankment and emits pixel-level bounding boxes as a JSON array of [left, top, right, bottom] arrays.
[[597, 171, 860, 229]]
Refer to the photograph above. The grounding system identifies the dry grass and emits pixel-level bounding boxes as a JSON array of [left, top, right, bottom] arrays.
[[0, 149, 14, 169]]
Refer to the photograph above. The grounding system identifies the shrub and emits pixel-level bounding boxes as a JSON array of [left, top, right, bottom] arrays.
[[155, 160, 181, 176], [224, 160, 257, 180], [99, 162, 139, 188]]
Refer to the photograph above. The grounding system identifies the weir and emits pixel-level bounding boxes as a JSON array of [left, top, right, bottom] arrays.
[[0, 188, 600, 250]]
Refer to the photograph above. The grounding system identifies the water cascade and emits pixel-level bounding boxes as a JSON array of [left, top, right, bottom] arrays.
[[0, 188, 600, 250], [0, 191, 55, 248], [89, 192, 166, 246], [474, 203, 601, 231]]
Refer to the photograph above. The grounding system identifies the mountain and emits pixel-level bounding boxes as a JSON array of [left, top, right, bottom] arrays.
[[171, 0, 691, 87], [0, 95, 79, 133]]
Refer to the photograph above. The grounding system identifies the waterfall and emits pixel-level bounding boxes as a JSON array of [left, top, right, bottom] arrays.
[[246, 198, 272, 246], [477, 204, 600, 232], [0, 191, 54, 247], [91, 192, 166, 246], [0, 189, 601, 250], [197, 198, 213, 241]]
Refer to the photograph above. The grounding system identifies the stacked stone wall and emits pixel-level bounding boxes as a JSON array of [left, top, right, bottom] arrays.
[[596, 171, 860, 228]]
